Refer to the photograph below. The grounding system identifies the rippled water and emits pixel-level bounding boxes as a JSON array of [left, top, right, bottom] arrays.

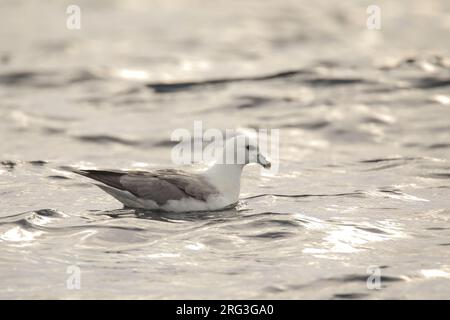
[[1, 0, 450, 299]]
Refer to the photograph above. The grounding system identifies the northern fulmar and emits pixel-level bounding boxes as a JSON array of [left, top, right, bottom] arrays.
[[71, 135, 271, 212]]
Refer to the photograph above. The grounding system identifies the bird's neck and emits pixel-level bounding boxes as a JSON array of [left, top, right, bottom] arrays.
[[204, 163, 245, 201]]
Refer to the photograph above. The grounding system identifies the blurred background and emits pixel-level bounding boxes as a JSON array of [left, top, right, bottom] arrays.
[[0, 0, 449, 299]]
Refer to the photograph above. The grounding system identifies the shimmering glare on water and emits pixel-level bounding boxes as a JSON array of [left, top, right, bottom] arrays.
[[1, 0, 450, 299]]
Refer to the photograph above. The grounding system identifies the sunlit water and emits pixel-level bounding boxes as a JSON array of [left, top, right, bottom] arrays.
[[1, 0, 450, 299]]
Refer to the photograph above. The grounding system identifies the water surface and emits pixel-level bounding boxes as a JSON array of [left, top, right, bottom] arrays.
[[1, 0, 450, 299]]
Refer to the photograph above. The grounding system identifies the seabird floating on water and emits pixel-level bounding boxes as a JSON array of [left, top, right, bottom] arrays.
[[71, 135, 271, 212]]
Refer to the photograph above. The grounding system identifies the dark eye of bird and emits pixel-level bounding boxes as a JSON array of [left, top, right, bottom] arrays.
[[246, 145, 250, 150]]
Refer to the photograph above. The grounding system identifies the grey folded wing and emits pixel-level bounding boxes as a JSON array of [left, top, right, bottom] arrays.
[[73, 168, 218, 205]]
